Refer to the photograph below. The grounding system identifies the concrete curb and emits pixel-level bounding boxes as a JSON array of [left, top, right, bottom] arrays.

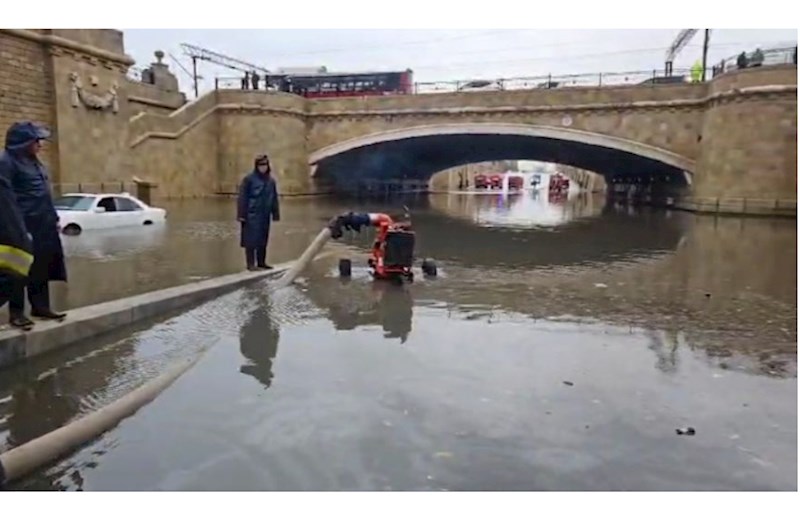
[[0, 263, 291, 370]]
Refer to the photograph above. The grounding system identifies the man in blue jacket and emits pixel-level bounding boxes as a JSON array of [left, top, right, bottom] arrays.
[[237, 154, 280, 271], [0, 122, 68, 328]]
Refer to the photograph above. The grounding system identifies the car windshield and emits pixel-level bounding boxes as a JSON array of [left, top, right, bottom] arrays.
[[54, 196, 95, 211]]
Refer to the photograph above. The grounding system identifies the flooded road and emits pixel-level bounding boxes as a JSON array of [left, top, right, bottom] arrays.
[[1, 192, 796, 490]]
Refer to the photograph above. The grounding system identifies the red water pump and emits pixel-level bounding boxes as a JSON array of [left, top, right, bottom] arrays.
[[327, 209, 437, 283]]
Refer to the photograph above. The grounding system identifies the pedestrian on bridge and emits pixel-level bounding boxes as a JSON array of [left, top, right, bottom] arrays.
[[690, 60, 703, 83], [0, 122, 67, 329], [237, 154, 280, 271]]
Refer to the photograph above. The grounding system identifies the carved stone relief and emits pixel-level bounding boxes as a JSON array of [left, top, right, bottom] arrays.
[[69, 72, 119, 114]]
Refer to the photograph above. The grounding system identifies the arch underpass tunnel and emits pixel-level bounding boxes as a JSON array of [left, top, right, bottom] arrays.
[[312, 131, 692, 196]]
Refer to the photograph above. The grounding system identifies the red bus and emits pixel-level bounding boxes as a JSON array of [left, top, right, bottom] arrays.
[[275, 70, 413, 98]]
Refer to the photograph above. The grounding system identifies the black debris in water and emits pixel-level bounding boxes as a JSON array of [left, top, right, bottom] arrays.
[[676, 427, 696, 436], [563, 381, 574, 387]]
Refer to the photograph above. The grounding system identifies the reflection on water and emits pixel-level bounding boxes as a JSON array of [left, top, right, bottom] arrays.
[[239, 290, 280, 389], [429, 191, 606, 229], [1, 191, 796, 491]]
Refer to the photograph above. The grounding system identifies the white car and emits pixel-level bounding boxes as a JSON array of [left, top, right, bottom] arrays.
[[53, 193, 167, 235]]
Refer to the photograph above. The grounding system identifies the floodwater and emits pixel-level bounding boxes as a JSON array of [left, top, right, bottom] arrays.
[[0, 191, 796, 490]]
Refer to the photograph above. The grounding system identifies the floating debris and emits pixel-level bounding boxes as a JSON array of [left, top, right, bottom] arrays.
[[594, 283, 608, 289], [676, 427, 696, 436], [563, 381, 574, 387]]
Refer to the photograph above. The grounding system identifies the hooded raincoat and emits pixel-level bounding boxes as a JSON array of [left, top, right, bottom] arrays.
[[0, 122, 67, 283], [237, 156, 281, 249]]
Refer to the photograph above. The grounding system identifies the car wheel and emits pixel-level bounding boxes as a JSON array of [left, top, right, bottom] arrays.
[[62, 224, 82, 236]]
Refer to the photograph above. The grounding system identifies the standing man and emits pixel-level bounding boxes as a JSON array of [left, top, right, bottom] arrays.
[[237, 154, 280, 271], [1, 158, 34, 329], [0, 122, 67, 328]]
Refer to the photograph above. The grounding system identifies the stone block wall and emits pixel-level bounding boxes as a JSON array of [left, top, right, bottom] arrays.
[[215, 92, 310, 194], [693, 66, 797, 208], [126, 79, 186, 116], [1, 29, 191, 195], [129, 112, 220, 198], [0, 30, 57, 172]]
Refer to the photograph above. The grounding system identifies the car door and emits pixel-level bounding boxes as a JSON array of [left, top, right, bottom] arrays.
[[114, 196, 145, 227], [94, 196, 123, 229]]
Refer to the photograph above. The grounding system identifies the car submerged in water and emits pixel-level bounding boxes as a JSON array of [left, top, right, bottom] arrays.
[[53, 193, 167, 235]]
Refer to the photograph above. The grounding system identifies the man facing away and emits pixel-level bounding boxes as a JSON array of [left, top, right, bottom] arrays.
[[237, 154, 280, 271], [0, 122, 67, 329]]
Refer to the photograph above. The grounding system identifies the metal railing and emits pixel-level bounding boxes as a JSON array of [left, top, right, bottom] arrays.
[[412, 68, 700, 94], [214, 67, 702, 95], [210, 43, 796, 97], [711, 45, 797, 77]]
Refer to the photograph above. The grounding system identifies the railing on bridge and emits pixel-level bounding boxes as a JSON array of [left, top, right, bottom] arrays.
[[212, 44, 796, 97], [214, 67, 701, 94], [411, 68, 700, 94], [710, 45, 797, 78]]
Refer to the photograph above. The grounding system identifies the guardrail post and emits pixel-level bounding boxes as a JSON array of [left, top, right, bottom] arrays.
[[547, 74, 552, 88]]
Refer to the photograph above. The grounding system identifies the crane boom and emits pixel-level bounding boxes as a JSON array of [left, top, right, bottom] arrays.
[[665, 29, 699, 63], [180, 42, 270, 74]]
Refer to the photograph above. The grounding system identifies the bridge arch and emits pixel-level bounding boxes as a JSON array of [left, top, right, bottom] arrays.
[[309, 123, 695, 186]]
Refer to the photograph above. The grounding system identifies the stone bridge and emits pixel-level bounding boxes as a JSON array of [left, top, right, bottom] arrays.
[[1, 29, 796, 215]]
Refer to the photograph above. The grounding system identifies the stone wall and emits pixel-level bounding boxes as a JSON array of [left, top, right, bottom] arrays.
[[0, 29, 189, 196], [215, 91, 310, 194], [306, 88, 707, 164], [127, 92, 221, 198], [0, 30, 57, 172], [126, 79, 186, 116], [690, 66, 797, 213]]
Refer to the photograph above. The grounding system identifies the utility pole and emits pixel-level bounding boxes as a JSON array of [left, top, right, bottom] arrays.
[[701, 29, 711, 81], [192, 56, 199, 98]]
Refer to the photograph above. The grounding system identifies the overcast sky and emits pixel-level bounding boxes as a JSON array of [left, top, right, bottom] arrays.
[[123, 29, 796, 95]]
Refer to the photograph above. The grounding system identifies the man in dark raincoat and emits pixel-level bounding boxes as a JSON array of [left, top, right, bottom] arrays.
[[237, 154, 280, 271], [0, 122, 68, 328], [0, 158, 34, 327]]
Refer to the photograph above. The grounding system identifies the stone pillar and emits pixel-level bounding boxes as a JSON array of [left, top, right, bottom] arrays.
[[46, 30, 135, 192], [141, 50, 180, 93], [693, 65, 797, 214]]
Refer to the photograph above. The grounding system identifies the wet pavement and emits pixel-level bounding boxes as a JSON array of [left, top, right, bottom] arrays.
[[0, 191, 796, 490]]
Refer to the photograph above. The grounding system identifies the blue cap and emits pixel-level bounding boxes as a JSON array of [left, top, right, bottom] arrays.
[[5, 121, 52, 151]]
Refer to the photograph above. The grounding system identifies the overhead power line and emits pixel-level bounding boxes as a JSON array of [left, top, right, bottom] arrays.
[[408, 42, 754, 72], [268, 29, 521, 60]]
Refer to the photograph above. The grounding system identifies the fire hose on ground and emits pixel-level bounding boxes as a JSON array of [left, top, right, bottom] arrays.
[[0, 212, 423, 487], [0, 352, 206, 488]]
